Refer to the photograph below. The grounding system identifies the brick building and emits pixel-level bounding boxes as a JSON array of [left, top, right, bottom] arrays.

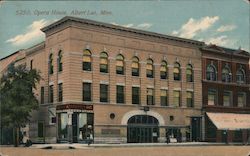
[[201, 44, 250, 143], [0, 16, 205, 144]]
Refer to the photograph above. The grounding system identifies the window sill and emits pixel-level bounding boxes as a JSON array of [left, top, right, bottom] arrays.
[[82, 70, 92, 73], [116, 74, 125, 77], [100, 72, 109, 75]]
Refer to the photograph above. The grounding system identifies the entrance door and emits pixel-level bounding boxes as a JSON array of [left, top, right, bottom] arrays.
[[191, 117, 201, 141], [72, 113, 78, 143], [127, 115, 159, 143]]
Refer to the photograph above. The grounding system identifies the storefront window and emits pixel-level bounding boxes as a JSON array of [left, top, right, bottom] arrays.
[[58, 113, 68, 140]]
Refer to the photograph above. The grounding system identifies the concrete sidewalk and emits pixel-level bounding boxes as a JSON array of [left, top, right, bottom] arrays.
[[29, 142, 247, 149]]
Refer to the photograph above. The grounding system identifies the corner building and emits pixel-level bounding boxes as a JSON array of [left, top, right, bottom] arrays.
[[3, 16, 204, 143]]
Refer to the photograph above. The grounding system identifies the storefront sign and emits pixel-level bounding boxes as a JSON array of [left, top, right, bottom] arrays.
[[56, 104, 93, 110]]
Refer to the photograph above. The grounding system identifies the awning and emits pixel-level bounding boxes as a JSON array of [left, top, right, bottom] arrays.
[[206, 112, 250, 130]]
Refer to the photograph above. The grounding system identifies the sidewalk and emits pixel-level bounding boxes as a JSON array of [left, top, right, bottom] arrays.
[[29, 142, 247, 149]]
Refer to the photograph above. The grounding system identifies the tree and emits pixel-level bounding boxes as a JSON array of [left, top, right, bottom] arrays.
[[0, 63, 41, 146]]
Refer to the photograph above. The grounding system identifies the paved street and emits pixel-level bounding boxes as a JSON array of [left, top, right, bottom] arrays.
[[0, 145, 250, 156]]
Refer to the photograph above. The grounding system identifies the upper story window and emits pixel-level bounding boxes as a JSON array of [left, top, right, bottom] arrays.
[[82, 49, 92, 71], [116, 85, 125, 103], [100, 84, 108, 102], [186, 91, 194, 107], [58, 83, 63, 102], [30, 60, 33, 70], [49, 54, 53, 74], [49, 85, 54, 103], [58, 50, 63, 72], [116, 54, 124, 75], [132, 87, 140, 104], [208, 89, 217, 106], [223, 90, 232, 107], [186, 64, 193, 82], [173, 90, 180, 107], [82, 82, 92, 101], [146, 59, 154, 78], [206, 64, 217, 81], [236, 68, 245, 83], [160, 61, 168, 79], [131, 56, 139, 76], [160, 90, 168, 106], [237, 92, 246, 107], [100, 52, 108, 73], [173, 62, 181, 81], [222, 66, 231, 82], [147, 88, 154, 105], [40, 86, 44, 104]]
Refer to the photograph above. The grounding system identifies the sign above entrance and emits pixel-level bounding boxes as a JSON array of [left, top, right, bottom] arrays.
[[56, 104, 93, 111]]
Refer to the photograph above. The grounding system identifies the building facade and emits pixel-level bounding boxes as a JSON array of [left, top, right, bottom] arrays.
[[201, 45, 250, 143], [0, 16, 206, 144]]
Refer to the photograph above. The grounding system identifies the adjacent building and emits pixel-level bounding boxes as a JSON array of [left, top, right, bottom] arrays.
[[201, 44, 250, 143]]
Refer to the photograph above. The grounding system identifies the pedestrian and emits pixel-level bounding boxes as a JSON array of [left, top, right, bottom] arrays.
[[22, 132, 32, 147]]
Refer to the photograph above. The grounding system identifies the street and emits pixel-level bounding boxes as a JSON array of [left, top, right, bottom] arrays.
[[0, 146, 250, 156]]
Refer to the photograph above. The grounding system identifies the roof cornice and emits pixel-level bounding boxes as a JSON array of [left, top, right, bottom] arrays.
[[41, 16, 204, 47]]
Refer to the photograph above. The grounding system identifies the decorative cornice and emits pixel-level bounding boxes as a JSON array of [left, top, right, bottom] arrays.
[[41, 16, 204, 47]]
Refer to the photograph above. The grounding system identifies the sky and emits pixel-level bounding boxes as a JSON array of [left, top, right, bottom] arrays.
[[0, 0, 249, 59]]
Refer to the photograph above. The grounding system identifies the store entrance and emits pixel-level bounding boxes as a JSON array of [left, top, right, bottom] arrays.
[[127, 115, 159, 143], [58, 112, 94, 143]]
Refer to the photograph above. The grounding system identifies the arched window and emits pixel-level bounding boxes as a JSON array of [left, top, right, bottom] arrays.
[[49, 53, 53, 74], [100, 52, 108, 73], [206, 64, 217, 81], [116, 54, 124, 75], [160, 61, 168, 79], [146, 59, 154, 78], [131, 56, 139, 76], [173, 62, 181, 81], [222, 66, 232, 82], [236, 68, 245, 83], [82, 49, 92, 71], [186, 64, 193, 82], [58, 50, 63, 72]]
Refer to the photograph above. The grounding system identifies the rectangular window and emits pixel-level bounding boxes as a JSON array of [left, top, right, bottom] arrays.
[[147, 88, 154, 105], [100, 84, 108, 102], [208, 89, 217, 105], [132, 68, 139, 76], [38, 121, 44, 138], [100, 64, 108, 73], [238, 92, 246, 107], [82, 62, 91, 71], [40, 87, 44, 104], [58, 83, 63, 102], [132, 87, 140, 104], [30, 60, 33, 70], [160, 71, 167, 79], [83, 83, 91, 101], [49, 85, 54, 103], [186, 91, 194, 107], [116, 66, 124, 75], [58, 61, 63, 72], [173, 90, 180, 107], [223, 90, 232, 107], [116, 85, 124, 103], [160, 90, 168, 106]]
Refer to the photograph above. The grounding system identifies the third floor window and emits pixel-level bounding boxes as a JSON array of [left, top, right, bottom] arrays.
[[131, 57, 139, 76], [206, 64, 217, 81], [100, 52, 108, 73], [82, 49, 92, 71]]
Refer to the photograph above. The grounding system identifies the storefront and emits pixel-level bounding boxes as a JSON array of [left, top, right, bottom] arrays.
[[56, 104, 94, 143], [205, 112, 250, 143]]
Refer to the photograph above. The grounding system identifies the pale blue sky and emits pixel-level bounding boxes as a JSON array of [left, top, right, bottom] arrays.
[[0, 0, 249, 59]]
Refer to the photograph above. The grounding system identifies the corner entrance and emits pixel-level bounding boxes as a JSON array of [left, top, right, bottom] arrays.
[[127, 115, 159, 143]]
